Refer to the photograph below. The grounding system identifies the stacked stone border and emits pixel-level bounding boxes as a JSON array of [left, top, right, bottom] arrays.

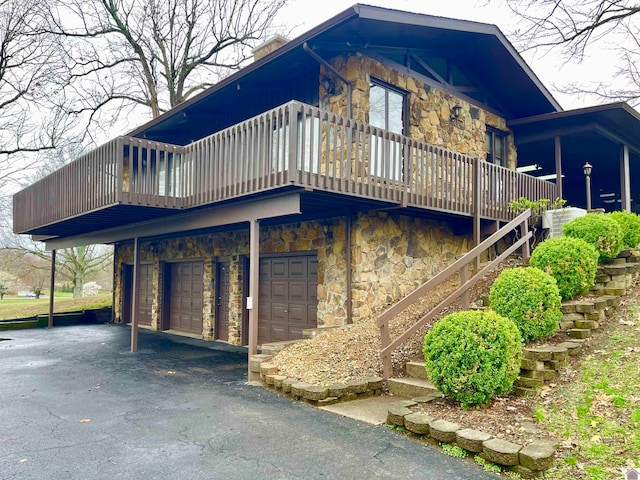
[[386, 399, 555, 476], [250, 354, 384, 405], [514, 295, 620, 396]]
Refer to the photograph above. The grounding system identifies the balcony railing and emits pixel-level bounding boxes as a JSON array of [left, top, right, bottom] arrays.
[[13, 100, 558, 234]]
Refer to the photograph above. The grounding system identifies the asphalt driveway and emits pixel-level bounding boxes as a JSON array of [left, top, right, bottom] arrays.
[[0, 325, 499, 479]]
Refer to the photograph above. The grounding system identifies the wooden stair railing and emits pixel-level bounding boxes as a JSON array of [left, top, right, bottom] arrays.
[[377, 208, 533, 379]]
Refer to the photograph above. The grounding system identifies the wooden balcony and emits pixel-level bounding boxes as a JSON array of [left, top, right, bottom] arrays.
[[13, 100, 558, 237]]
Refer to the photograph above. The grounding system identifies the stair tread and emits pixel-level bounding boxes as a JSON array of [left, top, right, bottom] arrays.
[[388, 377, 436, 388]]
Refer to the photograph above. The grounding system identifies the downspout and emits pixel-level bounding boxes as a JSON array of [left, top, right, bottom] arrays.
[[303, 42, 352, 119], [346, 215, 353, 324]]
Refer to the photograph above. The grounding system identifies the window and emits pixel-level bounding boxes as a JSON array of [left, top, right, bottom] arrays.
[[485, 128, 507, 167], [369, 80, 407, 180]]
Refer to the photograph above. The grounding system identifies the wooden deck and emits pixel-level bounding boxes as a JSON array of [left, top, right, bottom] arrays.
[[13, 100, 558, 236]]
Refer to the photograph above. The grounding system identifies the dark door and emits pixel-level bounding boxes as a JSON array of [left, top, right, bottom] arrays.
[[122, 263, 153, 326], [215, 261, 230, 341], [258, 254, 318, 344], [169, 261, 204, 334]]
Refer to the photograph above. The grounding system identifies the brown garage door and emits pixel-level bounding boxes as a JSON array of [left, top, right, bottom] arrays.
[[258, 254, 317, 344], [169, 261, 204, 335], [123, 263, 153, 326]]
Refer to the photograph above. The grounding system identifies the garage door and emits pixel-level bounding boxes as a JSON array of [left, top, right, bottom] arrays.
[[169, 261, 204, 334], [258, 254, 317, 344], [122, 263, 153, 326]]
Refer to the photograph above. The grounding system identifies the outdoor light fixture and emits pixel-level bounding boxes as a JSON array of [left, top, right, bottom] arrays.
[[450, 104, 462, 122], [450, 104, 464, 129], [583, 162, 593, 210]]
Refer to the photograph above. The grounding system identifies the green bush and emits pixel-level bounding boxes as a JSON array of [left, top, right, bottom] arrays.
[[530, 236, 598, 300], [607, 211, 640, 249], [489, 267, 562, 342], [562, 213, 624, 262], [423, 310, 522, 408]]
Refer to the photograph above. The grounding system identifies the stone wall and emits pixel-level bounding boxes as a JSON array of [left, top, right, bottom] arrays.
[[320, 53, 517, 168], [113, 212, 470, 344]]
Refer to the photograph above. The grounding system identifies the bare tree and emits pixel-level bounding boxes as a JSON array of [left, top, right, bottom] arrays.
[[47, 0, 287, 137], [56, 245, 113, 298], [503, 0, 640, 104], [0, 0, 77, 220]]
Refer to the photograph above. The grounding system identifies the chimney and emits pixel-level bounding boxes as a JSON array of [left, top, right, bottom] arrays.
[[252, 35, 290, 62]]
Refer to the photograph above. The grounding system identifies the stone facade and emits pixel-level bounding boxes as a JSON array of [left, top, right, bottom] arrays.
[[320, 53, 517, 169], [114, 213, 470, 345]]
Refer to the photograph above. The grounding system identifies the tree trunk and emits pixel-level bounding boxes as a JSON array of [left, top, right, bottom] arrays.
[[73, 272, 84, 298]]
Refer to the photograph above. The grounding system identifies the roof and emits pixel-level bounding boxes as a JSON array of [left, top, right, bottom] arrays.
[[130, 3, 561, 144], [509, 102, 640, 153]]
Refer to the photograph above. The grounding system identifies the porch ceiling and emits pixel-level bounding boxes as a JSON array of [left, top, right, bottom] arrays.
[[510, 103, 640, 211]]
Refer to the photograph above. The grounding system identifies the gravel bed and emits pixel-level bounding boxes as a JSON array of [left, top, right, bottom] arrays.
[[272, 259, 522, 384]]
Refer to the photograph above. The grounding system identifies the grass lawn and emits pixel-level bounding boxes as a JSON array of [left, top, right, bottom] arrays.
[[537, 296, 640, 479], [0, 293, 112, 320]]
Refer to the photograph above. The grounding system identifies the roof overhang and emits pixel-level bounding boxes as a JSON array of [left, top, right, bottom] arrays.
[[130, 4, 561, 144]]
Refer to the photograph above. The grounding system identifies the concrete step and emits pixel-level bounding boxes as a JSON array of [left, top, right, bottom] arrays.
[[387, 377, 438, 399], [260, 340, 303, 356], [405, 361, 429, 380]]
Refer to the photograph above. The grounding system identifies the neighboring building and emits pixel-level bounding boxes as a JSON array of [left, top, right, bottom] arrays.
[[13, 5, 640, 354]]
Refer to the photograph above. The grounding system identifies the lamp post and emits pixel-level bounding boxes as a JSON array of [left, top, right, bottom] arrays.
[[583, 162, 593, 210]]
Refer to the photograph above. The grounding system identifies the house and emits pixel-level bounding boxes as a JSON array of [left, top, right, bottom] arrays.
[[12, 5, 640, 359]]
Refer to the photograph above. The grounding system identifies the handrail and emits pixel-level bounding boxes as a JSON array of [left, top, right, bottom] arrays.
[[377, 208, 533, 379]]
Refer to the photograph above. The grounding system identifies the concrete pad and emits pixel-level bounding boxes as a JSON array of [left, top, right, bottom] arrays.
[[319, 394, 403, 425]]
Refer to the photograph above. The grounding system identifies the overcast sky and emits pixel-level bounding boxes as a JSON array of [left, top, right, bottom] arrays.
[[275, 0, 622, 111]]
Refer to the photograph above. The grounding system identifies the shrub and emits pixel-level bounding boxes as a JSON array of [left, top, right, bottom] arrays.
[[530, 236, 598, 300], [489, 267, 562, 342], [423, 310, 522, 408], [562, 213, 624, 262], [607, 211, 640, 249]]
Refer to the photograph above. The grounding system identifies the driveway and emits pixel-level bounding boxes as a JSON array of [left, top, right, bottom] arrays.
[[0, 325, 498, 479]]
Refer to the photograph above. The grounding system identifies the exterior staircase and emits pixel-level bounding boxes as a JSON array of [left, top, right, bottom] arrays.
[[386, 361, 441, 400]]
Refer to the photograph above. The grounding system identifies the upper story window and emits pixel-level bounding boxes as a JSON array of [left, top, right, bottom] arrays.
[[369, 80, 406, 135], [485, 128, 508, 167], [368, 79, 407, 181]]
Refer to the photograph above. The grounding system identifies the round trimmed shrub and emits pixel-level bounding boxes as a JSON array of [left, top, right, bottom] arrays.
[[489, 267, 562, 342], [562, 213, 624, 262], [607, 211, 640, 249], [530, 236, 598, 300], [423, 310, 522, 408]]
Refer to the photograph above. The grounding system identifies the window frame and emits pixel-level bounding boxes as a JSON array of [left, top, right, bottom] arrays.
[[485, 127, 508, 167]]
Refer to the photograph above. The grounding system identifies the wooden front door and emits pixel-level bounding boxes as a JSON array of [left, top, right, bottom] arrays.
[[168, 261, 204, 334], [215, 261, 230, 341], [122, 263, 153, 326]]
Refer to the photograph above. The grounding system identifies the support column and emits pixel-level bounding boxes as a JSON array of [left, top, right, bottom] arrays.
[[248, 219, 260, 359], [554, 136, 563, 200], [621, 144, 631, 212], [48, 250, 56, 328], [131, 237, 140, 353], [473, 158, 481, 272]]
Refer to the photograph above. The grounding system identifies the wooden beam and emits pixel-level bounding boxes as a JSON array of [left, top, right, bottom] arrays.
[[247, 219, 260, 359], [621, 144, 631, 212], [48, 250, 56, 328], [45, 194, 301, 250], [131, 237, 140, 352]]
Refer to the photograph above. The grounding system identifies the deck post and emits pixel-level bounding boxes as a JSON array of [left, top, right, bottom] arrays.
[[131, 237, 140, 352], [621, 144, 631, 212], [473, 158, 481, 272], [554, 136, 563, 200], [48, 250, 56, 328], [248, 219, 260, 362]]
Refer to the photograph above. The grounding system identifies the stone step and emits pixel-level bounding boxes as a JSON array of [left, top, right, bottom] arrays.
[[387, 377, 438, 399], [405, 361, 429, 380], [260, 339, 303, 356], [568, 328, 591, 339]]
